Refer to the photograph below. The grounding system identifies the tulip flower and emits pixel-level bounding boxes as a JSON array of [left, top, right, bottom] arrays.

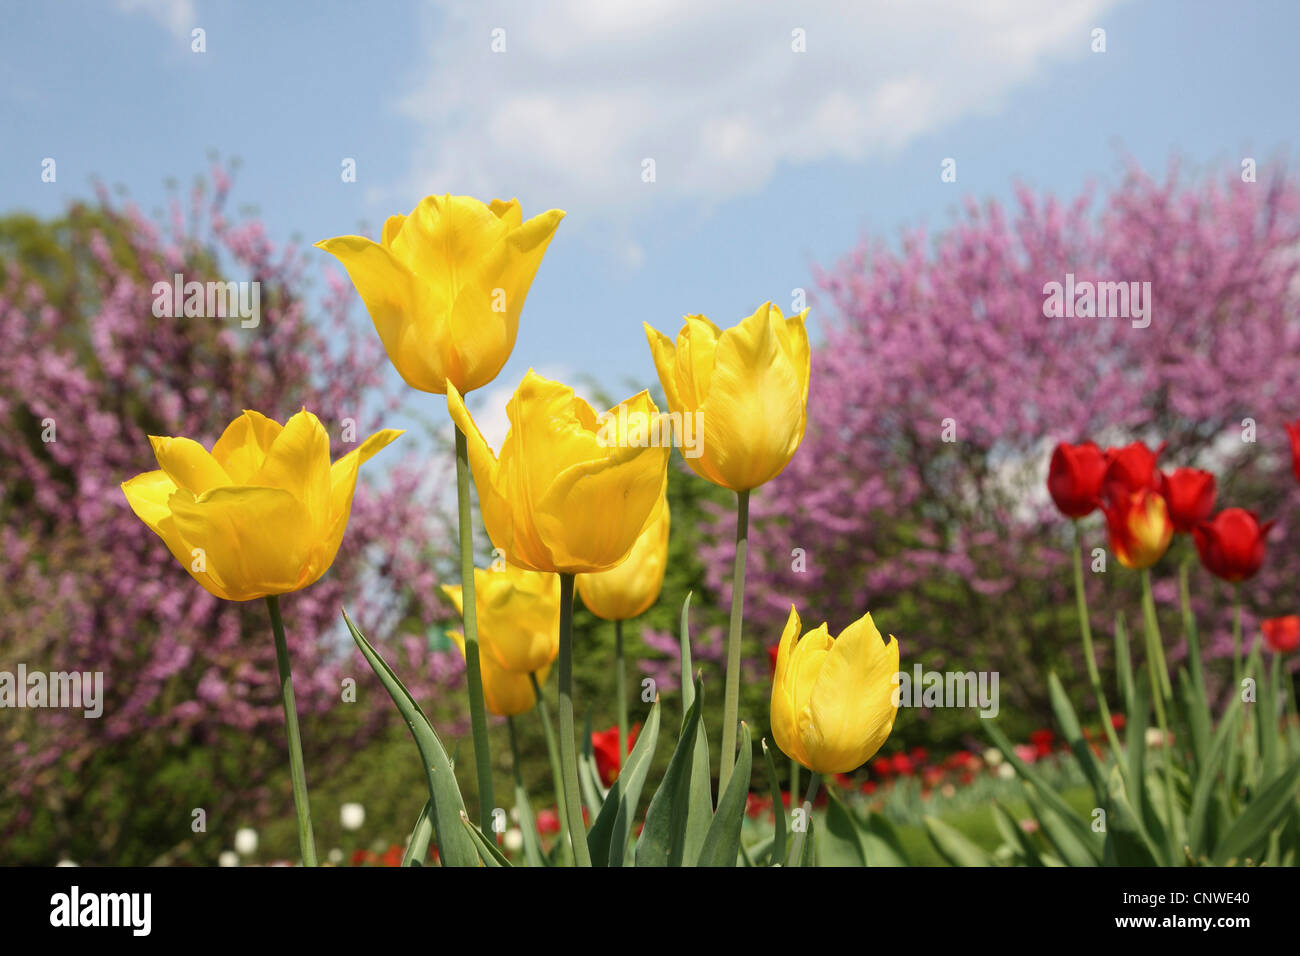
[[446, 371, 669, 574], [121, 408, 401, 868], [770, 605, 900, 775], [1103, 487, 1173, 570], [1194, 508, 1273, 582], [1047, 441, 1107, 518], [576, 495, 670, 621], [442, 566, 560, 674], [645, 302, 810, 493], [1103, 440, 1165, 500], [122, 409, 402, 601], [1261, 616, 1300, 655], [316, 194, 564, 396], [591, 723, 640, 787], [447, 370, 668, 867], [1158, 467, 1217, 533], [448, 630, 548, 717], [1285, 420, 1300, 485], [646, 301, 811, 790]]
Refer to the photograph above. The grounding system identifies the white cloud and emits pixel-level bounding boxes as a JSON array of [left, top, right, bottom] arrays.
[[399, 0, 1120, 221], [114, 0, 196, 39]]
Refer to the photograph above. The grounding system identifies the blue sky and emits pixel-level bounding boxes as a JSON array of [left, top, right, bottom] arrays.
[[4, 0, 1298, 445]]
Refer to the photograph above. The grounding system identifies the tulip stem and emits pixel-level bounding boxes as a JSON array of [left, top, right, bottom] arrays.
[[454, 424, 495, 825], [1178, 556, 1209, 707], [787, 771, 820, 867], [720, 489, 750, 794], [556, 573, 592, 866], [1231, 584, 1243, 692], [1139, 568, 1179, 859], [1071, 522, 1123, 758], [615, 619, 628, 761], [265, 595, 317, 867], [530, 671, 570, 863]]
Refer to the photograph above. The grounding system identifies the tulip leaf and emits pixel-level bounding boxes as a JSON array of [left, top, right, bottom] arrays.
[[678, 592, 695, 721], [343, 609, 479, 867], [1047, 671, 1106, 799], [924, 816, 994, 867], [674, 592, 714, 863], [635, 675, 705, 867], [697, 721, 752, 867], [818, 785, 869, 867], [586, 697, 662, 867], [1211, 753, 1300, 866], [401, 800, 435, 867], [992, 801, 1044, 867], [1187, 696, 1240, 856], [460, 812, 511, 867], [859, 810, 910, 867], [760, 739, 786, 865], [1023, 786, 1096, 868], [1103, 764, 1162, 866]]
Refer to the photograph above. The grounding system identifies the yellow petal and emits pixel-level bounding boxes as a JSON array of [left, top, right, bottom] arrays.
[[148, 435, 231, 495], [576, 494, 669, 621], [644, 322, 685, 414], [675, 314, 722, 410], [210, 410, 284, 483], [168, 485, 314, 601], [447, 629, 545, 717], [769, 606, 809, 767], [252, 409, 332, 528], [313, 428, 404, 584], [803, 615, 900, 773]]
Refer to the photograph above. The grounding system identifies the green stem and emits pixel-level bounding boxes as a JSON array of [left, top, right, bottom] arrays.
[[1139, 568, 1179, 858], [454, 425, 494, 824], [265, 595, 317, 867], [790, 758, 800, 818], [615, 619, 628, 761], [787, 771, 820, 867], [1178, 556, 1208, 704], [1071, 522, 1123, 757], [1231, 584, 1243, 693], [719, 489, 750, 793], [530, 671, 569, 860], [555, 573, 592, 866]]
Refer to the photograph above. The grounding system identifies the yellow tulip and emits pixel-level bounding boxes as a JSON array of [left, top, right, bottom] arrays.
[[645, 301, 810, 492], [442, 566, 560, 674], [576, 494, 670, 620], [447, 630, 548, 717], [770, 605, 900, 774], [446, 370, 669, 575], [316, 195, 565, 395], [121, 409, 402, 602]]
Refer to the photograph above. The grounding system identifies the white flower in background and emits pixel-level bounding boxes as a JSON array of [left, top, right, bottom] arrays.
[[233, 827, 259, 856], [503, 828, 523, 853], [55, 859, 79, 867], [328, 848, 343, 864], [1145, 728, 1168, 748], [997, 762, 1015, 780], [340, 802, 366, 831], [218, 850, 239, 867], [983, 748, 1004, 767]]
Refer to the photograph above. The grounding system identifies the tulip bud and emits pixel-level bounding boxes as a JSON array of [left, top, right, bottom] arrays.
[[1047, 441, 1107, 518], [769, 606, 900, 775], [1158, 467, 1217, 533], [576, 495, 669, 620], [1261, 616, 1300, 654], [1193, 508, 1274, 582], [1103, 440, 1165, 501]]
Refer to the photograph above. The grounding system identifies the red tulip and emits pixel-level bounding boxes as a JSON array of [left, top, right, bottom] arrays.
[[871, 757, 893, 778], [890, 752, 914, 776], [1103, 487, 1173, 569], [861, 780, 878, 796], [1261, 615, 1300, 654], [535, 807, 561, 836], [1029, 729, 1054, 757], [1193, 508, 1274, 582], [1158, 467, 1216, 533], [1047, 441, 1108, 518], [1103, 441, 1165, 501], [767, 644, 779, 676], [592, 723, 639, 786], [1286, 420, 1300, 485]]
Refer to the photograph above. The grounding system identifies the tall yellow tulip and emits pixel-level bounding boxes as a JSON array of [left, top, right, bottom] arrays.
[[770, 606, 900, 775], [576, 495, 670, 621], [315, 194, 564, 396], [446, 370, 669, 575], [447, 631, 549, 717], [442, 566, 560, 674], [121, 409, 402, 601], [121, 408, 401, 868], [645, 301, 810, 493]]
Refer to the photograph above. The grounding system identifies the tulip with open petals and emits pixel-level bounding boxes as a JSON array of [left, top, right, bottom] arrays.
[[121, 409, 402, 601], [316, 195, 564, 395], [446, 371, 669, 575]]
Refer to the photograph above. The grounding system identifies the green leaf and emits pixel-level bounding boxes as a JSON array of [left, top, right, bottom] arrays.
[[674, 592, 714, 864], [401, 800, 435, 867], [859, 811, 910, 867], [1023, 786, 1097, 867], [635, 676, 706, 866], [924, 816, 994, 867], [698, 721, 753, 866], [1047, 671, 1107, 799], [1211, 754, 1300, 866], [818, 785, 869, 867], [760, 739, 787, 865], [992, 801, 1044, 866], [460, 812, 512, 867], [1187, 697, 1241, 857], [1103, 764, 1162, 866], [343, 610, 479, 867], [586, 697, 662, 866], [1115, 611, 1134, 707]]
